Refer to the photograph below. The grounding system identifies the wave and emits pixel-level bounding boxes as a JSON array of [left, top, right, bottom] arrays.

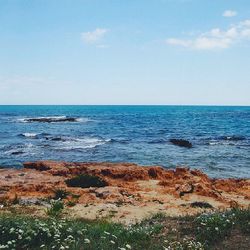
[[206, 135, 248, 146], [148, 139, 168, 144], [55, 137, 110, 150], [4, 143, 38, 156], [218, 136, 245, 141], [18, 116, 90, 123], [20, 133, 38, 138], [207, 141, 234, 146], [109, 138, 130, 144]]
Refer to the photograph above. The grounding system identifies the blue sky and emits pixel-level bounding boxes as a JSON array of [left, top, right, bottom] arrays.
[[0, 0, 250, 105]]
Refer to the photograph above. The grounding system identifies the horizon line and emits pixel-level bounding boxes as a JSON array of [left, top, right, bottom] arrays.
[[0, 104, 250, 107]]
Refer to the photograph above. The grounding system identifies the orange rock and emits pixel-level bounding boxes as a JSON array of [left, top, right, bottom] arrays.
[[0, 161, 249, 218]]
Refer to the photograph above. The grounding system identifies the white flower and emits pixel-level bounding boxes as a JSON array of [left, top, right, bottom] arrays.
[[126, 244, 132, 249], [84, 238, 90, 244], [40, 245, 45, 248], [110, 240, 115, 244], [104, 231, 110, 235], [215, 227, 219, 231]]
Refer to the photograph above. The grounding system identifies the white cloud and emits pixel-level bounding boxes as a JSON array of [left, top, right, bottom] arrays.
[[223, 10, 237, 17], [166, 38, 191, 47], [81, 28, 108, 44], [166, 19, 250, 50]]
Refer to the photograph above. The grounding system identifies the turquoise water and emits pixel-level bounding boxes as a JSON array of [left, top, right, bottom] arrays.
[[0, 105, 249, 178]]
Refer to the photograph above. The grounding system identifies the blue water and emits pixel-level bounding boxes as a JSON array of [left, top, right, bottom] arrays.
[[0, 105, 249, 178]]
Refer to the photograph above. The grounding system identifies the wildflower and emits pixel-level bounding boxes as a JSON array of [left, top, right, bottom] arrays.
[[104, 231, 110, 235], [110, 240, 115, 244], [40, 245, 45, 248], [112, 234, 117, 239], [126, 244, 132, 249], [84, 238, 90, 244], [215, 227, 219, 231], [0, 245, 8, 249]]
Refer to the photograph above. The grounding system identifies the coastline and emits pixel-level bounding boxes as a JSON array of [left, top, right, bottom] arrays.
[[1, 160, 249, 225]]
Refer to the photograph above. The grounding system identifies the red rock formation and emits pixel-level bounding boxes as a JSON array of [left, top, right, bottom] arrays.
[[0, 161, 249, 221]]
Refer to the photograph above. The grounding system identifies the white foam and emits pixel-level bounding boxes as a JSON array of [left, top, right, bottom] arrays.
[[58, 137, 109, 150], [75, 117, 92, 122], [21, 133, 38, 138], [4, 143, 38, 156]]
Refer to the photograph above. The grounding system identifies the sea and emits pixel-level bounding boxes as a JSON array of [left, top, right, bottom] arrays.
[[0, 105, 249, 178]]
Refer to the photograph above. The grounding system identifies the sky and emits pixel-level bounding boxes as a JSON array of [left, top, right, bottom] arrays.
[[0, 0, 250, 105]]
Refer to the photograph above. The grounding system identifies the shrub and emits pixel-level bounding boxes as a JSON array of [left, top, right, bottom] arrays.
[[65, 174, 107, 188], [46, 200, 64, 217], [53, 189, 69, 200]]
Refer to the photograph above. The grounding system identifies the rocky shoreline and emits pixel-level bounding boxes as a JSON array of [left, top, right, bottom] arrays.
[[0, 161, 249, 224]]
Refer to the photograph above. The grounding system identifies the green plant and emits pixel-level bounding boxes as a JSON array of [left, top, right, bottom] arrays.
[[66, 200, 76, 207], [232, 207, 250, 233], [53, 189, 69, 200], [46, 200, 64, 217], [163, 237, 204, 250], [0, 214, 164, 250], [195, 210, 235, 246], [65, 174, 107, 188]]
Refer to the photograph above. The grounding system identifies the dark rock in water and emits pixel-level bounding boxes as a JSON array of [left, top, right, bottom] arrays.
[[11, 151, 24, 155], [51, 137, 64, 141], [169, 139, 192, 148], [24, 117, 77, 123], [190, 201, 213, 209]]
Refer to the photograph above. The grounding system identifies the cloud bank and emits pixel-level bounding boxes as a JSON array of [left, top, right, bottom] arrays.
[[166, 19, 250, 50]]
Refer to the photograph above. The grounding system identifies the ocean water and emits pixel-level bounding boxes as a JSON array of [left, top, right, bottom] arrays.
[[0, 105, 249, 178]]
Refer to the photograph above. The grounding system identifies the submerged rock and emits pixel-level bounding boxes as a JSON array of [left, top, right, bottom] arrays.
[[169, 139, 192, 148]]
